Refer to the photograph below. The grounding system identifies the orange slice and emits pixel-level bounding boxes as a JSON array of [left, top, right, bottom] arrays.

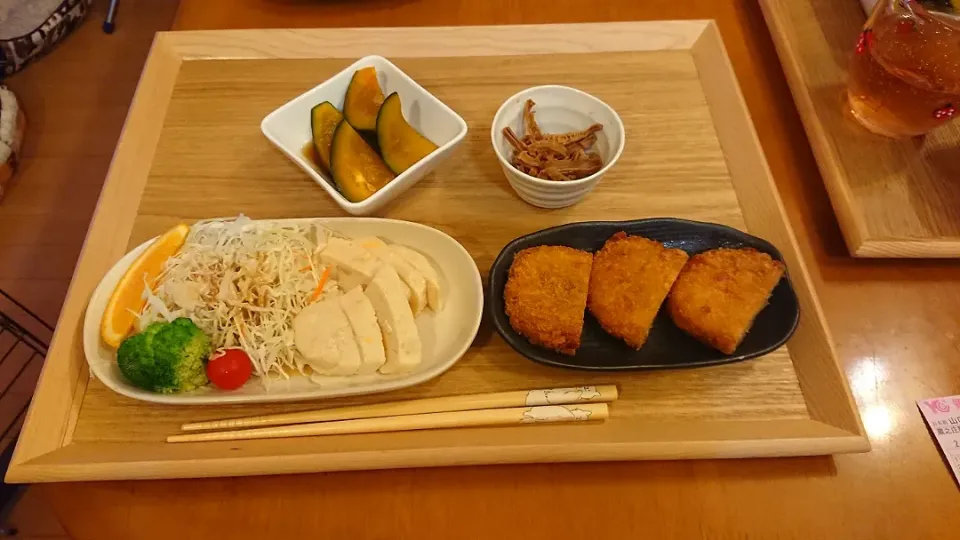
[[100, 223, 190, 348]]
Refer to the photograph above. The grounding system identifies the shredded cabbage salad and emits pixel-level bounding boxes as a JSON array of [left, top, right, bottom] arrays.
[[139, 216, 339, 383]]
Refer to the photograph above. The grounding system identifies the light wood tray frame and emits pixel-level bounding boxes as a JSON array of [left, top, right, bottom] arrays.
[[760, 0, 960, 258], [7, 22, 867, 483]]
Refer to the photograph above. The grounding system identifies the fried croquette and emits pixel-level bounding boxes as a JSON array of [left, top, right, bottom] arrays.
[[587, 232, 689, 349], [667, 247, 785, 354], [504, 246, 593, 355]]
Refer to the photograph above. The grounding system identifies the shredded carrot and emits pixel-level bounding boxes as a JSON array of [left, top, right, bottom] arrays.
[[309, 267, 332, 302], [298, 252, 313, 272]]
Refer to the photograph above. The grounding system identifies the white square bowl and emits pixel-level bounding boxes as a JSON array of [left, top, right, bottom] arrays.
[[261, 56, 468, 215]]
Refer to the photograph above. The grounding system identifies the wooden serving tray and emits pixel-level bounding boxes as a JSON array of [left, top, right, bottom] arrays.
[[760, 0, 960, 258], [6, 22, 868, 483]]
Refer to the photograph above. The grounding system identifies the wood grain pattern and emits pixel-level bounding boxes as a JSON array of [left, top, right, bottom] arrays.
[[0, 1, 181, 537], [70, 347, 807, 444], [6, 22, 865, 485], [32, 2, 960, 540], [691, 28, 861, 434], [6, 33, 184, 472], [760, 0, 960, 257]]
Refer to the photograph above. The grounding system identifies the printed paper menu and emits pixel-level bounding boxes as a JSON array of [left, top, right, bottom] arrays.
[[917, 395, 960, 485]]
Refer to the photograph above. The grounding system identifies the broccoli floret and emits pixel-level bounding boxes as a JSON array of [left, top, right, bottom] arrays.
[[115, 322, 164, 390], [117, 317, 211, 393]]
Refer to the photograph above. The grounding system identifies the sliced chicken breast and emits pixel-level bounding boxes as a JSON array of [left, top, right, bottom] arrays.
[[319, 237, 381, 291], [364, 266, 422, 374], [292, 297, 362, 376], [357, 236, 428, 315], [339, 286, 386, 374], [389, 244, 444, 312]]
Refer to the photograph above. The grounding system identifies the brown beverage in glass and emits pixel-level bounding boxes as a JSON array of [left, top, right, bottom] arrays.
[[847, 0, 960, 138]]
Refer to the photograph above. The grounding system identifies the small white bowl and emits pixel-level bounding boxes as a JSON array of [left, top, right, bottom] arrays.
[[491, 85, 625, 208], [261, 56, 468, 215]]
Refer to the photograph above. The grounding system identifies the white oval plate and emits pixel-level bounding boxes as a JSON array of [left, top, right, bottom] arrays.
[[83, 218, 483, 405]]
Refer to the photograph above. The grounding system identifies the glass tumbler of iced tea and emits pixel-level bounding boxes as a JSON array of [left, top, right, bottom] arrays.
[[847, 0, 960, 138]]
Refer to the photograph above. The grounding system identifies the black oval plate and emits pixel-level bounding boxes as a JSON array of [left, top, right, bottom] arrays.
[[488, 218, 800, 371]]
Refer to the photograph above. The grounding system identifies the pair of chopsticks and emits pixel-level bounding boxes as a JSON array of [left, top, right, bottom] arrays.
[[167, 385, 618, 443]]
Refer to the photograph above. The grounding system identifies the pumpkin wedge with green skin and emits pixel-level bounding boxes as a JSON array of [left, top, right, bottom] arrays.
[[343, 67, 385, 132], [310, 101, 343, 172], [329, 120, 396, 202], [376, 92, 439, 174]]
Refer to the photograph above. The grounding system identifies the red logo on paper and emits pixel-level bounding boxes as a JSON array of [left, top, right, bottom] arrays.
[[925, 399, 952, 414], [934, 104, 956, 121]]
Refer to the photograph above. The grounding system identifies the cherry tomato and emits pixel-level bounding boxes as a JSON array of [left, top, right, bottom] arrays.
[[206, 348, 253, 390]]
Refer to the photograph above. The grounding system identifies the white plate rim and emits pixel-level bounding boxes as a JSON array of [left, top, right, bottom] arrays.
[[82, 217, 483, 405]]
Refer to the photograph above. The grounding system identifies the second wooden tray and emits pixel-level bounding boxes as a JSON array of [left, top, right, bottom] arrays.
[[760, 0, 960, 258], [6, 22, 868, 483]]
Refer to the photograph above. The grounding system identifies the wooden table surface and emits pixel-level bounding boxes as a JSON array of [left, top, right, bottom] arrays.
[[38, 1, 960, 538]]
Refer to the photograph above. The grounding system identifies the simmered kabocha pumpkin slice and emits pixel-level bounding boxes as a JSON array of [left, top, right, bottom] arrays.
[[376, 92, 439, 174], [310, 101, 343, 172], [343, 67, 385, 132], [329, 120, 396, 202]]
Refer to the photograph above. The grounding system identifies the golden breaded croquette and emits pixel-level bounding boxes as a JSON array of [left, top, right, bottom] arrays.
[[587, 232, 689, 349], [667, 247, 785, 354], [504, 246, 593, 355]]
